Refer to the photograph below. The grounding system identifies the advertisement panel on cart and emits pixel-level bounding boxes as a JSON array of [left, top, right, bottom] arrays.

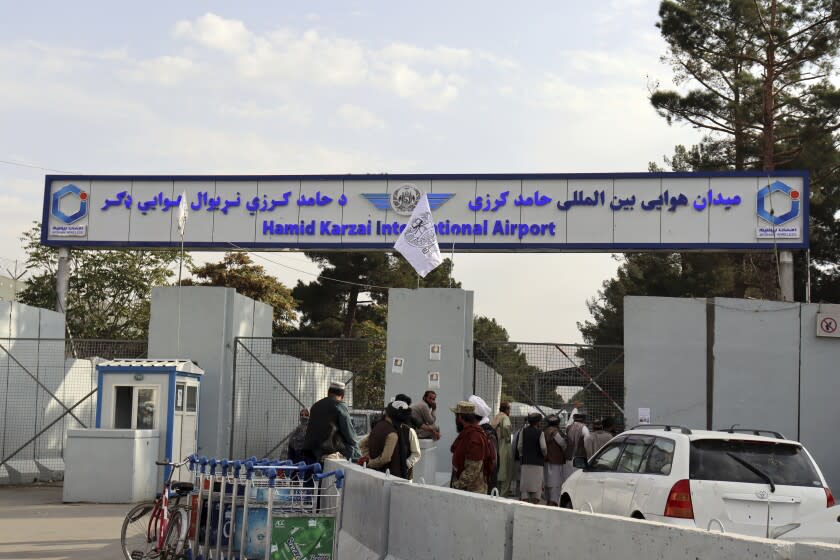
[[41, 171, 809, 251]]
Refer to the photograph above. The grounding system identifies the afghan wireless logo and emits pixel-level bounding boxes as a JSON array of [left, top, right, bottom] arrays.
[[51, 184, 89, 224], [756, 181, 800, 226]]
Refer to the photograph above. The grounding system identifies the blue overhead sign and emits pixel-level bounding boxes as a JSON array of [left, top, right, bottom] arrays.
[[41, 171, 809, 251]]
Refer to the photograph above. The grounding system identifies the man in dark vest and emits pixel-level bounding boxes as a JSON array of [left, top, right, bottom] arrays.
[[565, 413, 591, 475], [357, 400, 410, 479], [303, 381, 360, 463], [517, 412, 546, 503], [543, 415, 568, 506]]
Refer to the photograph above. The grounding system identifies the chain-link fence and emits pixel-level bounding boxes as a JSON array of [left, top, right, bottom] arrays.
[[474, 341, 624, 432], [230, 336, 385, 459], [0, 338, 147, 482]]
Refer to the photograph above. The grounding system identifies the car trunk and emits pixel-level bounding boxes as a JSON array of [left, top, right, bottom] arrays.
[[689, 439, 827, 538], [690, 480, 821, 537]]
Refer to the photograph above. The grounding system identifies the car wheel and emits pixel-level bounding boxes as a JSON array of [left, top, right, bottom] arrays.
[[560, 495, 573, 509], [631, 511, 645, 520]]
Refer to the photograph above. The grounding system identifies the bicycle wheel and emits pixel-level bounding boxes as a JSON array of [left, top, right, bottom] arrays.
[[120, 501, 158, 560], [161, 507, 189, 560]]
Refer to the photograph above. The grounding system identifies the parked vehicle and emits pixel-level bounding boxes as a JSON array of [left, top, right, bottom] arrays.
[[348, 409, 383, 437], [560, 425, 834, 539]]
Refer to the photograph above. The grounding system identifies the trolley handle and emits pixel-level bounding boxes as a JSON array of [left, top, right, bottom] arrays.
[[245, 460, 255, 480], [314, 469, 345, 489], [209, 458, 218, 475], [233, 460, 243, 477], [199, 456, 209, 474], [221, 459, 230, 476]]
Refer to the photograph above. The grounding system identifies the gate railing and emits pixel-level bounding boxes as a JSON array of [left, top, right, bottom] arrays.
[[230, 336, 385, 459], [0, 338, 147, 480], [473, 341, 625, 427]]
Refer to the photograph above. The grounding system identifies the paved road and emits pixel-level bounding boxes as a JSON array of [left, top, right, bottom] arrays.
[[0, 484, 128, 560]]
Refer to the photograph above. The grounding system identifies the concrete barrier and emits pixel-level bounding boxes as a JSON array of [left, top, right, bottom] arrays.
[[385, 482, 515, 560], [512, 502, 796, 559], [329, 460, 401, 560], [793, 541, 840, 559]]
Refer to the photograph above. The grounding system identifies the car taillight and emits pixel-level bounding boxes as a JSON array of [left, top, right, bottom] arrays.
[[664, 479, 694, 519], [825, 487, 835, 508]]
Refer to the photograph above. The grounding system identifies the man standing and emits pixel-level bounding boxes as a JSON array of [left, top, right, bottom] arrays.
[[468, 395, 498, 493], [584, 417, 615, 458], [517, 412, 546, 503], [565, 413, 591, 474], [542, 415, 567, 506], [411, 390, 440, 440], [303, 381, 360, 463], [286, 408, 310, 463], [491, 401, 514, 497], [450, 401, 495, 494], [358, 401, 411, 479]]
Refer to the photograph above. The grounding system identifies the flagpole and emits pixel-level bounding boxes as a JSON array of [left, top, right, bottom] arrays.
[[176, 191, 188, 356], [449, 243, 455, 288]]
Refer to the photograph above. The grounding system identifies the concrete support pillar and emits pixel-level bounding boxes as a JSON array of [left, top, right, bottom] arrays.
[[56, 247, 70, 314], [780, 250, 794, 302]]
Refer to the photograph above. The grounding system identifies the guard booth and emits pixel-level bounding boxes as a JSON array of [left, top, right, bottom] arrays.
[[64, 359, 203, 502], [96, 359, 203, 478]]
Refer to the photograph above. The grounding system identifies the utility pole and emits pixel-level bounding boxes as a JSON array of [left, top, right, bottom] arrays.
[[779, 251, 794, 302], [56, 247, 70, 314]]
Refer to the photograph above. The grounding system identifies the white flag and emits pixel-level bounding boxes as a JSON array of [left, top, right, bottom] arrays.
[[177, 191, 188, 237], [394, 193, 443, 277]]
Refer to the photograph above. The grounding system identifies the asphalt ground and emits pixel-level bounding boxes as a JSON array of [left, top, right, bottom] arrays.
[[0, 484, 128, 560]]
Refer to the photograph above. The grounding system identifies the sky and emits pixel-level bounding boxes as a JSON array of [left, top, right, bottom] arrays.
[[0, 1, 702, 342]]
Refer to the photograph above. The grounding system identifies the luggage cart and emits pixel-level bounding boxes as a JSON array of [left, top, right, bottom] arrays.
[[188, 457, 343, 560]]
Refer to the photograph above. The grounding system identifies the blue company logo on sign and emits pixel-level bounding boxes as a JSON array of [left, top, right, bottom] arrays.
[[756, 180, 800, 226], [51, 184, 88, 224]]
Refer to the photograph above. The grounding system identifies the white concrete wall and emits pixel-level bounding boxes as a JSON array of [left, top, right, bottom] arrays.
[[385, 480, 515, 560], [0, 302, 66, 483], [330, 461, 840, 560], [148, 287, 272, 457], [385, 288, 475, 474], [625, 296, 840, 493], [625, 296, 708, 427]]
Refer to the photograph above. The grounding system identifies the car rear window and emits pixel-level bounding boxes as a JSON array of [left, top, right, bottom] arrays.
[[689, 439, 822, 487]]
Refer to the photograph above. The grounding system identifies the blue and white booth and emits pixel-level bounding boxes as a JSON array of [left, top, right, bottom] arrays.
[[96, 359, 203, 476], [63, 359, 203, 503]]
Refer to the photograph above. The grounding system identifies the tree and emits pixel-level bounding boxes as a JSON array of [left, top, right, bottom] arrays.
[[473, 315, 541, 404], [292, 252, 458, 338], [185, 252, 297, 336], [18, 223, 184, 339], [651, 0, 840, 301]]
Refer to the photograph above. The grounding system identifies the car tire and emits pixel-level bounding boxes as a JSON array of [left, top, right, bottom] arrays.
[[560, 495, 573, 509]]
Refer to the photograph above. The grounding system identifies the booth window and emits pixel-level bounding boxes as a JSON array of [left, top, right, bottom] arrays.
[[186, 386, 197, 413], [113, 386, 157, 429]]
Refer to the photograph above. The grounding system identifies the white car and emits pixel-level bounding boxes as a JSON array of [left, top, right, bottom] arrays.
[[560, 425, 835, 539]]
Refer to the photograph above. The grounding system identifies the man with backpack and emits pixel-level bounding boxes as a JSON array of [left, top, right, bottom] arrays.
[[450, 401, 496, 494]]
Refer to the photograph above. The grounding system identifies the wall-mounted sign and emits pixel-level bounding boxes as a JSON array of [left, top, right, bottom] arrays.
[[41, 172, 808, 251], [817, 312, 839, 338]]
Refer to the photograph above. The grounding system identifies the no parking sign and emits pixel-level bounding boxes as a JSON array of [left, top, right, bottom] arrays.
[[817, 312, 840, 338]]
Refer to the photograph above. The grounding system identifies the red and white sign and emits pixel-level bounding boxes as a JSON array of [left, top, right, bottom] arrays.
[[817, 312, 840, 338]]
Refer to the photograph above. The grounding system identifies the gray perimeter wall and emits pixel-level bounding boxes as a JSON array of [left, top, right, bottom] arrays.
[[148, 287, 272, 457], [385, 288, 474, 474], [625, 296, 840, 492]]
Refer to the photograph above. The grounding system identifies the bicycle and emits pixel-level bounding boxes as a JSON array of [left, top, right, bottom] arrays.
[[120, 456, 195, 560]]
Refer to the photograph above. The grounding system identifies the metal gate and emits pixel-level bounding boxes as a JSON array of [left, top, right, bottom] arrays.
[[230, 336, 385, 458], [0, 338, 147, 482], [473, 341, 624, 428]]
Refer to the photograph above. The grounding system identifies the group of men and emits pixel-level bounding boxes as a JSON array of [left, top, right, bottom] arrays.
[[283, 382, 614, 504], [515, 412, 616, 505]]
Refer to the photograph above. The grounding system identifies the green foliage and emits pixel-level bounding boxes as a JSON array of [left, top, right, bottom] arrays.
[[18, 223, 184, 339], [292, 252, 458, 338], [473, 315, 541, 404], [583, 0, 840, 346], [185, 252, 297, 336]]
